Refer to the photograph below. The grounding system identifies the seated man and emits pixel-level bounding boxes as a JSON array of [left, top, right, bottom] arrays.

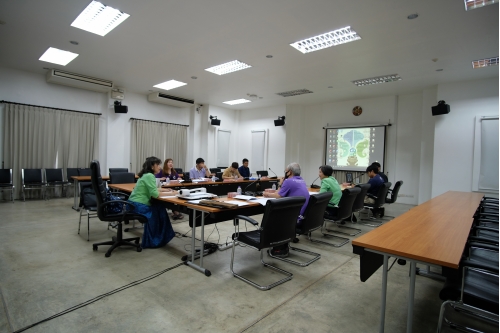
[[371, 162, 388, 183], [365, 164, 384, 204], [318, 165, 342, 216], [238, 158, 250, 178], [189, 158, 212, 179], [222, 162, 242, 179], [263, 162, 310, 258]]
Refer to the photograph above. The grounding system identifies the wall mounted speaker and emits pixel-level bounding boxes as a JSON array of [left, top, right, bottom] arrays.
[[114, 105, 128, 113], [432, 100, 450, 116], [211, 118, 221, 126]]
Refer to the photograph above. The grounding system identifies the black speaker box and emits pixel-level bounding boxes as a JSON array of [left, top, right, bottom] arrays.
[[211, 118, 221, 126], [432, 101, 450, 116], [114, 105, 128, 113], [274, 119, 285, 126]]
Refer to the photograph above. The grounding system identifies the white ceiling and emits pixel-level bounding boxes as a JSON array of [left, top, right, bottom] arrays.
[[0, 0, 498, 110]]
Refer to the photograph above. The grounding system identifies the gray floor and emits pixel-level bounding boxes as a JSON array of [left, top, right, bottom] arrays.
[[0, 196, 497, 333]]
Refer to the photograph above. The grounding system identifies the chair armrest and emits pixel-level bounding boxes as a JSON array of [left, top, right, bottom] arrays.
[[474, 226, 499, 233], [234, 215, 259, 226], [469, 241, 499, 252], [468, 235, 499, 246], [367, 193, 377, 199], [461, 259, 499, 274]]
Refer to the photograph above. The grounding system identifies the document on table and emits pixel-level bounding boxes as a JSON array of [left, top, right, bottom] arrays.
[[234, 195, 257, 201], [224, 200, 250, 206]]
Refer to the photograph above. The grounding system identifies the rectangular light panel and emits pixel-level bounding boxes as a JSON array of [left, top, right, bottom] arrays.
[[39, 47, 79, 66], [464, 0, 497, 10], [205, 60, 251, 75], [223, 99, 251, 105], [290, 26, 361, 54], [472, 56, 499, 68], [71, 1, 130, 36], [153, 80, 187, 91], [352, 74, 402, 87], [276, 89, 313, 97]]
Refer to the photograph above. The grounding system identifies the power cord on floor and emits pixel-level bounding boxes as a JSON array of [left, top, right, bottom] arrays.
[[12, 262, 184, 333]]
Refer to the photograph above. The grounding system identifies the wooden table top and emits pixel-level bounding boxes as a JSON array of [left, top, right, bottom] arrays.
[[71, 175, 139, 181], [352, 191, 484, 269]]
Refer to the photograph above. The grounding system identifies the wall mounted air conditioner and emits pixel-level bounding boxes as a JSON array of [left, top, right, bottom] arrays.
[[46, 69, 114, 93], [147, 92, 195, 108]]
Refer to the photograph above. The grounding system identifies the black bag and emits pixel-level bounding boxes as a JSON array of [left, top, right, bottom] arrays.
[[106, 188, 125, 214], [80, 183, 96, 208]]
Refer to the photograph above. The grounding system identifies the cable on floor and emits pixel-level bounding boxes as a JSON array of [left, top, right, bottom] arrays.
[[12, 262, 184, 333]]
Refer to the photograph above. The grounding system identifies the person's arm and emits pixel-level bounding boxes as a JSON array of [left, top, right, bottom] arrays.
[[319, 179, 329, 193], [205, 167, 212, 178], [221, 168, 232, 179], [236, 170, 242, 178], [263, 191, 282, 198], [159, 188, 177, 195], [144, 174, 160, 199]]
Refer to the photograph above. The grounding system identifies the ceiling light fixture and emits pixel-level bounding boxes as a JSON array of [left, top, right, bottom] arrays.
[[205, 60, 251, 75], [39, 47, 79, 66], [464, 0, 498, 10], [276, 89, 313, 97], [290, 26, 361, 54], [352, 74, 402, 86], [71, 1, 130, 37], [153, 80, 187, 91], [223, 99, 251, 105], [472, 56, 499, 68]]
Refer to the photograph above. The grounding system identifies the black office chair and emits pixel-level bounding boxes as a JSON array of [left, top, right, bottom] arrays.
[[109, 172, 136, 185], [270, 192, 332, 267], [350, 183, 371, 222], [230, 196, 306, 290], [323, 187, 362, 237], [256, 170, 268, 177], [45, 168, 71, 199], [209, 168, 221, 173], [78, 182, 98, 241], [66, 168, 79, 197], [78, 168, 92, 176], [90, 160, 148, 257], [21, 168, 46, 201], [382, 180, 403, 219], [0, 169, 15, 202], [109, 168, 128, 174], [174, 168, 183, 174], [361, 182, 392, 227]]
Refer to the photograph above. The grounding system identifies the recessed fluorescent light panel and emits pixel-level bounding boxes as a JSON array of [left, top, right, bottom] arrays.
[[352, 74, 402, 87], [472, 56, 499, 68], [205, 60, 251, 75], [223, 99, 251, 105], [153, 80, 187, 91], [290, 26, 361, 54], [276, 89, 313, 97], [464, 0, 497, 10], [71, 1, 130, 36], [39, 47, 79, 66]]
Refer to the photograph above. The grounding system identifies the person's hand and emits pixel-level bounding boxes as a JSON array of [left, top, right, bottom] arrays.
[[279, 176, 285, 186], [263, 192, 269, 198], [160, 177, 166, 181]]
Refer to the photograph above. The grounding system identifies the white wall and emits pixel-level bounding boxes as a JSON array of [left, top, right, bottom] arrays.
[[432, 77, 499, 197], [206, 105, 240, 169]]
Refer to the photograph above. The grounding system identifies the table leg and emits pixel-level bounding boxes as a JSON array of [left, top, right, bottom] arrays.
[[379, 255, 388, 333], [72, 179, 80, 211], [407, 261, 416, 333], [184, 208, 211, 276], [200, 210, 205, 267]]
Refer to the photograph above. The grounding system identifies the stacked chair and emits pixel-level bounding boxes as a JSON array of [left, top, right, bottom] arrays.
[[45, 168, 71, 199], [21, 168, 46, 201], [437, 196, 499, 332], [0, 169, 15, 202]]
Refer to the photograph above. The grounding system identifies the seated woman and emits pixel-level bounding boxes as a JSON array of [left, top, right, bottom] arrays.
[[318, 165, 342, 217], [155, 158, 183, 220], [128, 156, 177, 248]]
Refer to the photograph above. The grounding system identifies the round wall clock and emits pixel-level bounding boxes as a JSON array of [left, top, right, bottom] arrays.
[[352, 106, 363, 116]]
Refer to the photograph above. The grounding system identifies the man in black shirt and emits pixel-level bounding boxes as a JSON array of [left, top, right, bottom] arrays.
[[371, 162, 388, 183]]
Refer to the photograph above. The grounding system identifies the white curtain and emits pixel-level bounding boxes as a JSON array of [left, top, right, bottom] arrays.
[[2, 103, 99, 199], [130, 119, 188, 174]]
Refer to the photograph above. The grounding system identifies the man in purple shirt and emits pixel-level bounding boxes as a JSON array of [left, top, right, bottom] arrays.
[[263, 162, 310, 258]]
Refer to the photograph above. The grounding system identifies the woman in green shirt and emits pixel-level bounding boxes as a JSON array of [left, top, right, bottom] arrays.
[[128, 156, 177, 248], [318, 165, 342, 216]]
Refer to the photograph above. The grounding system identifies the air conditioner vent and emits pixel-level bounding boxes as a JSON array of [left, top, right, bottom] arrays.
[[46, 69, 113, 92], [148, 92, 195, 108]]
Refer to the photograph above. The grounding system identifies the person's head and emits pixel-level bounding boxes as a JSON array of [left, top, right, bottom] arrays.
[[371, 162, 381, 172], [231, 162, 239, 170], [318, 165, 333, 179], [285, 162, 301, 178], [195, 157, 205, 169], [163, 158, 174, 174], [139, 156, 162, 177], [242, 158, 249, 167], [366, 164, 378, 178]]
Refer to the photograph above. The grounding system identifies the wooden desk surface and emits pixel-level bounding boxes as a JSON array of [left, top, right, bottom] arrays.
[[71, 175, 138, 181], [352, 191, 484, 269]]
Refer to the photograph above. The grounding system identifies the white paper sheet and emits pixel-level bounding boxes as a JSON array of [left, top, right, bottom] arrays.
[[234, 195, 257, 201], [224, 200, 250, 206]]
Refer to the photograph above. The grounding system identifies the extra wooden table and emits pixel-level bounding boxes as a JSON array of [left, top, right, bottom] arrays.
[[352, 191, 484, 333]]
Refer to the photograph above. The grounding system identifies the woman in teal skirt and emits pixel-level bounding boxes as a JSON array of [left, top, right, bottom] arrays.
[[128, 156, 177, 248]]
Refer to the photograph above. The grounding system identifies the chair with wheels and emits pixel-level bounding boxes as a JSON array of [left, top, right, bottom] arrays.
[[109, 172, 142, 231], [350, 183, 371, 223], [361, 182, 392, 227], [0, 169, 15, 202], [256, 170, 268, 178], [21, 168, 46, 201], [322, 187, 361, 242], [109, 168, 128, 174], [90, 160, 147, 257], [269, 192, 332, 266], [45, 168, 71, 199], [381, 180, 403, 219], [230, 196, 306, 290]]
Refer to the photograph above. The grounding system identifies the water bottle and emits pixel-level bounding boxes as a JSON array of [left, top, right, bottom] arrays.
[[212, 175, 216, 182], [272, 183, 276, 191], [165, 178, 170, 186], [237, 186, 242, 195]]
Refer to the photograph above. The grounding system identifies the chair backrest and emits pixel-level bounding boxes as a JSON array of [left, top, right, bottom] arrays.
[[386, 180, 403, 204], [90, 160, 108, 219], [22, 169, 43, 183], [183, 172, 191, 181], [109, 168, 128, 174], [335, 187, 362, 220], [346, 172, 353, 183], [210, 168, 221, 173], [174, 168, 183, 174], [45, 168, 64, 182], [300, 192, 333, 233], [256, 170, 268, 177], [259, 196, 306, 248], [78, 168, 92, 176], [372, 182, 392, 208], [67, 168, 79, 182], [352, 183, 371, 212], [0, 169, 12, 184], [216, 172, 223, 180], [109, 172, 136, 184]]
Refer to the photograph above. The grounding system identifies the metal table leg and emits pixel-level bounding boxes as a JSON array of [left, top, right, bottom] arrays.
[[407, 261, 416, 333], [72, 179, 80, 211], [379, 254, 388, 333], [184, 208, 211, 276]]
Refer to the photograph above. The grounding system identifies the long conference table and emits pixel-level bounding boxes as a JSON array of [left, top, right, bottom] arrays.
[[352, 191, 484, 333], [108, 178, 279, 276]]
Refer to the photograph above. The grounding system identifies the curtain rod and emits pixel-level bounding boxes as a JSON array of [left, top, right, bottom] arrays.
[[130, 117, 189, 127], [0, 100, 102, 116]]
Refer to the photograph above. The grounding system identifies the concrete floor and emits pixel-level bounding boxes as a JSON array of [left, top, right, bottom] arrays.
[[0, 197, 497, 333]]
